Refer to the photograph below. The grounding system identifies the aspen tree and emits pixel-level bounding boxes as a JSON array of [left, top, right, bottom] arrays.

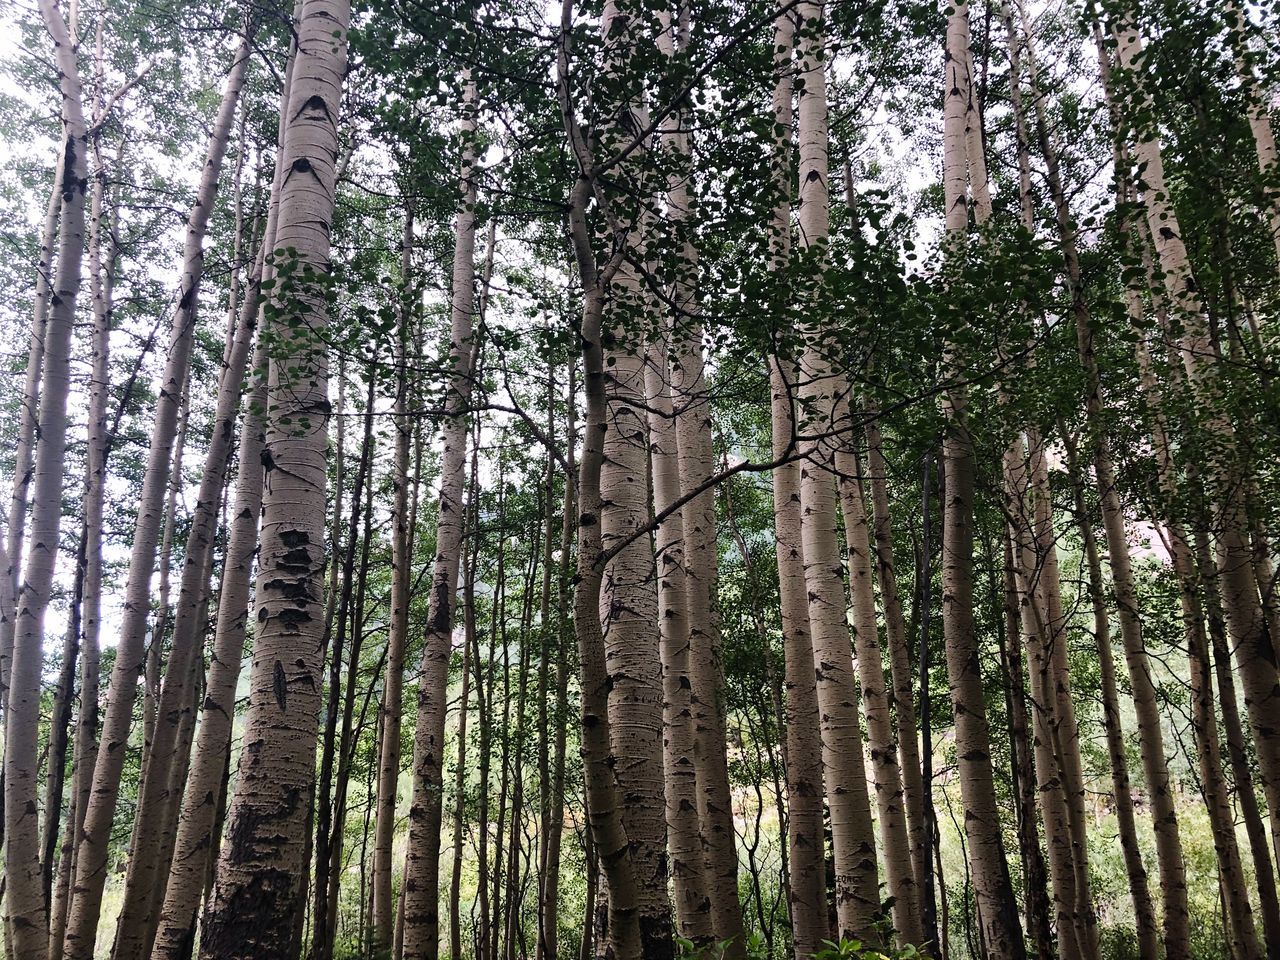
[[558, 0, 646, 948], [49, 29, 119, 949], [1095, 26, 1262, 957], [149, 26, 302, 960], [939, 4, 1026, 958], [112, 43, 257, 960], [536, 371, 576, 960], [766, 4, 828, 952], [577, 0, 672, 951], [63, 36, 254, 959], [837, 435, 922, 946], [197, 1, 349, 954], [400, 71, 478, 960], [5, 2, 88, 954], [370, 208, 414, 960], [791, 0, 880, 939], [1059, 433, 1159, 960], [861, 407, 929, 925], [1003, 432, 1094, 960], [996, 533, 1054, 960], [661, 6, 746, 944], [646, 329, 714, 947], [0, 146, 65, 704]]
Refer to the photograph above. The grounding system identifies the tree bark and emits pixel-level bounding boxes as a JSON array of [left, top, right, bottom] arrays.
[[5, 3, 88, 954], [536, 371, 575, 960], [939, 5, 1026, 958], [197, 2, 348, 955], [112, 44, 257, 960], [646, 331, 714, 946], [400, 70, 479, 960], [792, 0, 880, 940], [371, 207, 415, 960], [995, 534, 1053, 960], [1110, 15, 1280, 878], [0, 122, 65, 707], [64, 34, 253, 960], [1061, 435, 1160, 960], [766, 6, 827, 952], [837, 434, 922, 946]]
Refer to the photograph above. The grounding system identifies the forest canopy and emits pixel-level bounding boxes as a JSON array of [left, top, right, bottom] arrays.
[[0, 0, 1277, 958]]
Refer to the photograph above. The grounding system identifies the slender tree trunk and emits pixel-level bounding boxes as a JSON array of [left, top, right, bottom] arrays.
[[939, 5, 1025, 958], [65, 35, 253, 960], [559, 0, 648, 947], [5, 3, 88, 954], [916, 456, 940, 954], [1111, 16, 1280, 875], [861, 407, 929, 933], [322, 419, 377, 958], [837, 437, 922, 945], [534, 369, 556, 960], [370, 208, 415, 960], [766, 7, 827, 953], [792, 0, 880, 939], [0, 124, 66, 706], [50, 99, 116, 960], [646, 334, 714, 946], [995, 534, 1053, 960], [400, 70, 479, 960], [198, 2, 348, 955], [449, 425, 481, 960], [113, 46, 258, 960], [1060, 436, 1160, 960], [1003, 433, 1087, 960], [656, 13, 744, 952], [537, 372, 575, 960]]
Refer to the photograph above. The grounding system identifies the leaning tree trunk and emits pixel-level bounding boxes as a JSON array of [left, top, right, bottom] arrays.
[[399, 74, 478, 960], [112, 44, 257, 960], [63, 35, 253, 960], [0, 145, 63, 707], [938, 4, 1026, 959], [1111, 15, 1280, 876], [5, 3, 88, 955], [196, 3, 348, 957]]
